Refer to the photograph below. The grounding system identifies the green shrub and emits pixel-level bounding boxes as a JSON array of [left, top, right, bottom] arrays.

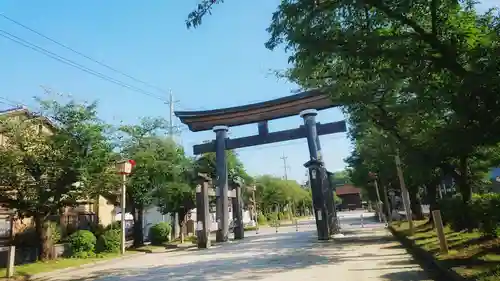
[[96, 228, 121, 253], [68, 230, 96, 257], [267, 212, 278, 222], [257, 213, 267, 225], [267, 212, 280, 227], [148, 222, 171, 245], [471, 193, 500, 237], [438, 194, 472, 231], [89, 222, 106, 238], [439, 193, 500, 237], [105, 221, 121, 231]]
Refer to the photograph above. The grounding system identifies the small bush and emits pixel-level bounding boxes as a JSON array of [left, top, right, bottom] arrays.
[[438, 194, 472, 231], [257, 213, 267, 225], [267, 212, 280, 227], [439, 193, 500, 237], [96, 228, 121, 253], [471, 193, 500, 237], [148, 222, 171, 245], [89, 222, 106, 238], [268, 212, 278, 222], [68, 230, 96, 257], [105, 221, 121, 231]]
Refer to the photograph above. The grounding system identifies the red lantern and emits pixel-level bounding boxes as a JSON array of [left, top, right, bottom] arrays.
[[116, 159, 135, 175]]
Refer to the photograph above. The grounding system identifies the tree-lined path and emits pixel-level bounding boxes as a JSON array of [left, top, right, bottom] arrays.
[[41, 214, 433, 281]]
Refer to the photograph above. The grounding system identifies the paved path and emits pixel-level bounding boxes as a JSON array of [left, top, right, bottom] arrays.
[[41, 214, 434, 281]]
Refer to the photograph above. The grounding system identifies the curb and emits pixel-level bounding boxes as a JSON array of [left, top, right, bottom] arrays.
[[388, 226, 466, 281]]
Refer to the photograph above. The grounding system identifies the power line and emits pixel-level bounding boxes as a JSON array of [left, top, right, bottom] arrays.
[[0, 30, 167, 102], [0, 13, 170, 95]]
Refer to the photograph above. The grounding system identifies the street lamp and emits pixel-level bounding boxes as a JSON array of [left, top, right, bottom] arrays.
[[116, 159, 135, 255]]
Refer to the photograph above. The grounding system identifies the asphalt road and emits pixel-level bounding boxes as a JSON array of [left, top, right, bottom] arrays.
[[41, 211, 434, 281]]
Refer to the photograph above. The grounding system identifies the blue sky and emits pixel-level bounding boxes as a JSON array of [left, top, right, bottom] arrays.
[[0, 1, 497, 184]]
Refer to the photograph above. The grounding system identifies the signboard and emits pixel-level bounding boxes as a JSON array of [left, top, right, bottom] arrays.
[[317, 210, 322, 221], [0, 217, 11, 238]]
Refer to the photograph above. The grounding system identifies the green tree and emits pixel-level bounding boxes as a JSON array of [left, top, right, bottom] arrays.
[[154, 156, 195, 242], [119, 117, 177, 246], [254, 175, 311, 216], [195, 150, 253, 184], [0, 99, 117, 260]]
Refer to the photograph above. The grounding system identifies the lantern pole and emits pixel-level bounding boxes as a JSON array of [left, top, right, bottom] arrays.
[[120, 173, 127, 255], [116, 159, 135, 255]]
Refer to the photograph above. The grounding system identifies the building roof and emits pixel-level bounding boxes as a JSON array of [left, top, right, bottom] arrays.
[[0, 106, 56, 130], [335, 184, 361, 195], [174, 89, 339, 132]]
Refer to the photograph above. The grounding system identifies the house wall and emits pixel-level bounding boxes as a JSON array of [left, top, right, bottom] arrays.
[[96, 195, 115, 226]]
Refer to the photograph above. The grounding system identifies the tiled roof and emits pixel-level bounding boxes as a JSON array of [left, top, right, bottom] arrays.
[[335, 184, 361, 195]]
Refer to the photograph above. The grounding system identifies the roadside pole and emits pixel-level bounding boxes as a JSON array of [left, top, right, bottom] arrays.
[[395, 151, 414, 234]]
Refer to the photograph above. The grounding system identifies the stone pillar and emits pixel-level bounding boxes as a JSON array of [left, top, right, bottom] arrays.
[[196, 173, 211, 249], [214, 126, 229, 243], [326, 171, 339, 234], [300, 109, 330, 240], [232, 183, 244, 239]]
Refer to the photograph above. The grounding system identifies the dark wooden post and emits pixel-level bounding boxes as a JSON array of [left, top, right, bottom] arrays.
[[326, 171, 339, 234], [301, 109, 330, 240], [196, 173, 211, 249], [304, 160, 330, 240], [232, 181, 244, 240]]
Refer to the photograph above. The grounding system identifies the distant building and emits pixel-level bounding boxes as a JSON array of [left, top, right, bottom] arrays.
[[335, 184, 362, 210]]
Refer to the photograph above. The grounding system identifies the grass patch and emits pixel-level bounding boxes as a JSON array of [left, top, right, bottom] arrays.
[[244, 226, 258, 231], [392, 219, 500, 281], [0, 252, 135, 279]]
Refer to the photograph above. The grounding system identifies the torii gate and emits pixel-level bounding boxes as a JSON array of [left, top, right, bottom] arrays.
[[175, 90, 346, 246]]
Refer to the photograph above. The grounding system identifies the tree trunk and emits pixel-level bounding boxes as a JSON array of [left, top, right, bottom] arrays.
[[34, 214, 51, 261], [458, 155, 472, 203], [409, 189, 424, 220], [178, 211, 188, 244], [457, 155, 474, 230], [427, 183, 438, 226], [132, 205, 144, 247]]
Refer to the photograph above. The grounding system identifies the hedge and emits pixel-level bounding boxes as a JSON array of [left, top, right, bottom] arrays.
[[439, 193, 500, 237]]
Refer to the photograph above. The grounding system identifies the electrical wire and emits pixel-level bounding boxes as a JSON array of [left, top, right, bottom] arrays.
[[0, 13, 170, 96], [0, 30, 167, 102]]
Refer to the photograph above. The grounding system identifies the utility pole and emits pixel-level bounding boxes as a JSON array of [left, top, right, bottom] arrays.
[[166, 91, 181, 240], [280, 152, 290, 180], [166, 91, 180, 139]]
